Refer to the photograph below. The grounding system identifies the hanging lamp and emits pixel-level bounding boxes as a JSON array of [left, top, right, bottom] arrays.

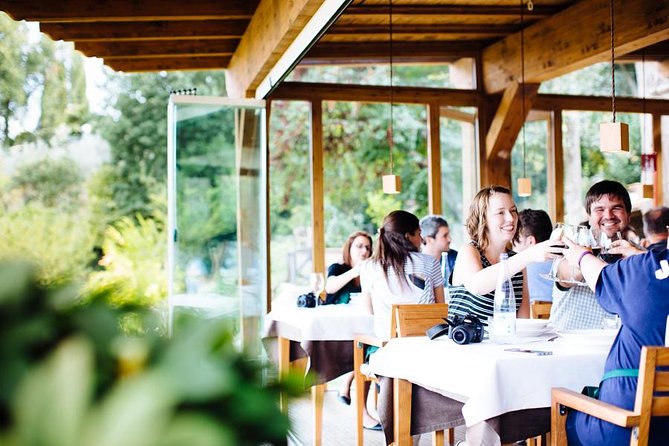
[[600, 0, 629, 152], [516, 0, 532, 197], [640, 51, 656, 199], [382, 0, 401, 194]]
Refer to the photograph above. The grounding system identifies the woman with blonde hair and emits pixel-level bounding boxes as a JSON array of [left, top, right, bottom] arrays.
[[450, 185, 556, 323]]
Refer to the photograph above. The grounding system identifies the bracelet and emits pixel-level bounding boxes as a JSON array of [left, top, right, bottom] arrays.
[[577, 250, 594, 268]]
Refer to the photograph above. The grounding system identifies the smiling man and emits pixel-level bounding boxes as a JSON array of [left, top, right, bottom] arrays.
[[550, 180, 632, 330], [420, 215, 458, 284]]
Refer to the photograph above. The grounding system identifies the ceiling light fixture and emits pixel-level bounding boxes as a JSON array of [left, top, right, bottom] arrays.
[[382, 0, 401, 194]]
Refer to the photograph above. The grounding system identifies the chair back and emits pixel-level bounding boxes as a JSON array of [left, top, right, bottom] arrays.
[[531, 300, 552, 320], [393, 303, 449, 338], [634, 346, 669, 441]]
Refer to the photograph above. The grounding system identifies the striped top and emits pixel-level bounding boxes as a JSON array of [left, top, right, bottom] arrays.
[[448, 243, 524, 325]]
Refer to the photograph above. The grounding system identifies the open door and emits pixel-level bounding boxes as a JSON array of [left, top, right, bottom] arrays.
[[167, 95, 266, 357]]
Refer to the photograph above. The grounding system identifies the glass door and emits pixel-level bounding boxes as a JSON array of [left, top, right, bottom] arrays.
[[167, 95, 266, 357]]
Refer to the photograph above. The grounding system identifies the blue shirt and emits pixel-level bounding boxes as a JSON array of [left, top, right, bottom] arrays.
[[567, 249, 669, 446], [526, 260, 553, 302]]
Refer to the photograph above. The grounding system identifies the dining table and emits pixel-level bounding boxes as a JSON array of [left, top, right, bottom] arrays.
[[263, 298, 374, 446], [368, 328, 615, 446]]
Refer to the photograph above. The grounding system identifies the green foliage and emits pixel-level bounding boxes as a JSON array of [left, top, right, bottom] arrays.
[[8, 157, 84, 208], [38, 37, 67, 143], [0, 260, 302, 446], [86, 214, 167, 306], [66, 53, 90, 135], [0, 205, 94, 285], [0, 13, 42, 147]]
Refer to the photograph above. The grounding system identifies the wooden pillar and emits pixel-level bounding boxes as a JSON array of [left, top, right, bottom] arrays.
[[427, 102, 442, 214], [652, 114, 663, 205], [549, 110, 564, 223], [310, 101, 325, 278]]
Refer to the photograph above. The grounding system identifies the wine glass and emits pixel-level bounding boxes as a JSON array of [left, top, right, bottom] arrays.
[[310, 272, 325, 306], [544, 223, 570, 281], [600, 230, 623, 263]]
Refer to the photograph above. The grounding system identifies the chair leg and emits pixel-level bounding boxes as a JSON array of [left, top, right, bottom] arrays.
[[394, 378, 412, 446], [354, 342, 365, 446], [278, 336, 290, 413], [447, 428, 454, 445], [432, 429, 444, 446]]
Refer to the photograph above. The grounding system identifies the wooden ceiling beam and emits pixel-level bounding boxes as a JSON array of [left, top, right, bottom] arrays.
[[343, 4, 560, 17], [302, 41, 482, 64], [40, 20, 249, 42], [269, 81, 482, 106], [0, 0, 257, 22], [534, 94, 669, 115], [75, 40, 238, 59], [327, 24, 519, 35], [225, 0, 347, 98], [483, 0, 669, 94], [105, 56, 230, 72], [485, 82, 540, 160]]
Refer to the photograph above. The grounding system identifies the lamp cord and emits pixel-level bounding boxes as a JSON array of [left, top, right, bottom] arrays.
[[388, 0, 394, 173], [610, 0, 616, 122], [520, 0, 526, 178]]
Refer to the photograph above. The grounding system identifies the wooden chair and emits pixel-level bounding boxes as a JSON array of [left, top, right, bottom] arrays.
[[354, 303, 452, 446], [551, 346, 669, 446], [531, 300, 552, 320]]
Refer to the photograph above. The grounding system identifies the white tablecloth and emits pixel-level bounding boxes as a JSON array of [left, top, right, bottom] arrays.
[[264, 303, 374, 341], [368, 335, 610, 426]]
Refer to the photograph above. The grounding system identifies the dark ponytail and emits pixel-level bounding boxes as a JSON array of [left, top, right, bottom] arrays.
[[372, 210, 420, 283]]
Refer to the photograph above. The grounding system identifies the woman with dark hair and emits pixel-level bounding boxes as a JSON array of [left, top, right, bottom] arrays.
[[323, 230, 372, 405], [450, 186, 555, 324], [358, 210, 444, 429], [360, 210, 445, 340]]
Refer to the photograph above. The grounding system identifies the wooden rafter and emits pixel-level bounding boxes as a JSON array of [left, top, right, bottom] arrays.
[[483, 0, 669, 94], [0, 0, 257, 22], [105, 56, 231, 72], [40, 20, 249, 42], [76, 40, 238, 59]]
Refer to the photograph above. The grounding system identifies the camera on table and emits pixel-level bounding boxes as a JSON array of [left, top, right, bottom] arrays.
[[297, 292, 316, 308], [448, 314, 484, 345]]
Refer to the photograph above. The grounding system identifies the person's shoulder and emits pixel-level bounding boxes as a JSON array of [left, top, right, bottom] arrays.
[[413, 251, 439, 265], [327, 263, 349, 276]]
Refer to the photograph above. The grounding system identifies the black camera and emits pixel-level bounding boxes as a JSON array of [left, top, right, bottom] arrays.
[[448, 314, 484, 345], [296, 292, 316, 308]]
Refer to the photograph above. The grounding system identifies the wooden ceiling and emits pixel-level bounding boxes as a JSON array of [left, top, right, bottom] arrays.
[[1, 0, 668, 98]]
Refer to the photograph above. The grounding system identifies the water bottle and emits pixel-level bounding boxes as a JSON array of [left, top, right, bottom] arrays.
[[491, 252, 516, 343], [441, 252, 450, 285]]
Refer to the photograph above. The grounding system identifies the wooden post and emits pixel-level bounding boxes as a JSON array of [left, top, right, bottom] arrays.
[[427, 102, 442, 214], [310, 101, 325, 289]]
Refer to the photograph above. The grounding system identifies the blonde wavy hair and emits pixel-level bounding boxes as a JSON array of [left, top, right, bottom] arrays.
[[465, 185, 514, 251]]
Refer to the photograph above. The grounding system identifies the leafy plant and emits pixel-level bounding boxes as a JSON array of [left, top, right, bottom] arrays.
[[0, 260, 302, 446]]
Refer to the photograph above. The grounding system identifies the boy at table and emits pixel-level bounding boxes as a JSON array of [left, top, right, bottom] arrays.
[[560, 237, 669, 445], [551, 180, 631, 330]]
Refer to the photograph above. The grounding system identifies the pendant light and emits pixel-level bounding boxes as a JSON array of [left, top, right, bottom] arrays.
[[599, 0, 629, 152], [516, 0, 532, 197], [382, 0, 401, 194], [640, 51, 656, 199]]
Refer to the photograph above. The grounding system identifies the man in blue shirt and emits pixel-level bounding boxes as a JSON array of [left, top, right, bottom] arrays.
[[420, 215, 458, 285]]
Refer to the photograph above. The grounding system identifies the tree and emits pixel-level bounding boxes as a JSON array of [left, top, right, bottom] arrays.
[[37, 37, 67, 144], [0, 13, 41, 147], [66, 52, 89, 135]]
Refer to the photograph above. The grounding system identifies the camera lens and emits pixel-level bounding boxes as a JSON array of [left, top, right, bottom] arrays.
[[451, 327, 470, 345]]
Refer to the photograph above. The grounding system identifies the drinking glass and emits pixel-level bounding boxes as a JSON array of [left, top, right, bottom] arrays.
[[543, 223, 570, 281], [600, 230, 623, 263], [310, 272, 325, 306], [589, 227, 603, 258]]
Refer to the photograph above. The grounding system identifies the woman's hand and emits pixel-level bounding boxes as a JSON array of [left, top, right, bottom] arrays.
[[526, 239, 565, 263]]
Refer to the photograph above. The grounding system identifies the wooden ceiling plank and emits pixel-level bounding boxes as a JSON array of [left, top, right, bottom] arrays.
[[225, 0, 339, 98], [343, 5, 560, 17], [106, 56, 230, 72], [75, 40, 238, 58], [485, 82, 540, 160], [483, 0, 669, 94], [40, 20, 249, 42], [1, 0, 257, 22], [303, 41, 483, 64], [328, 23, 519, 35]]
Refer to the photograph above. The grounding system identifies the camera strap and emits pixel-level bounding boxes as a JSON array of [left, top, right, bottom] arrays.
[[426, 321, 450, 340]]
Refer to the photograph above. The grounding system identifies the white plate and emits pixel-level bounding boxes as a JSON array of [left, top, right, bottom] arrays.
[[557, 329, 618, 344]]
